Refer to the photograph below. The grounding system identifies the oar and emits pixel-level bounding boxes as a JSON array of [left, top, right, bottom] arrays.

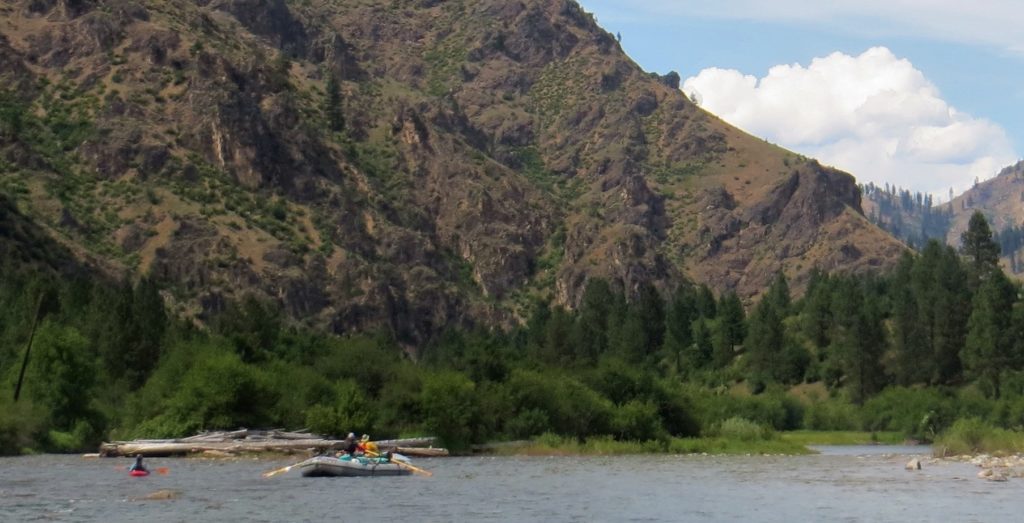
[[365, 450, 432, 477], [262, 458, 311, 478]]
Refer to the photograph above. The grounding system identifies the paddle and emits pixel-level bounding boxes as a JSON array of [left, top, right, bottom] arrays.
[[365, 450, 433, 477], [262, 458, 312, 478]]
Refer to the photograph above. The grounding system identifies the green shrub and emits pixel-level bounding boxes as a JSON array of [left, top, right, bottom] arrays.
[[935, 417, 1024, 456], [420, 371, 478, 451], [862, 387, 957, 439], [712, 417, 774, 441], [803, 399, 861, 431], [612, 400, 666, 441], [0, 400, 45, 456]]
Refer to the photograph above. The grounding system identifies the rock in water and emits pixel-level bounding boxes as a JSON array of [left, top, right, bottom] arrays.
[[905, 458, 921, 470], [135, 489, 180, 501]]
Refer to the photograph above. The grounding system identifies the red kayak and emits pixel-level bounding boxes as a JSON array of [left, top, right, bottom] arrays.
[[129, 469, 150, 477]]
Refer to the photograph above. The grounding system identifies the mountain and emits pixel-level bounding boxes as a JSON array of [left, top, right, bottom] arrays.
[[947, 161, 1024, 274], [862, 161, 1024, 276], [860, 183, 953, 250], [0, 0, 905, 347]]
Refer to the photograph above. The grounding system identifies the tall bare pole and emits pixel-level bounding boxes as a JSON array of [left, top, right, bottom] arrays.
[[13, 293, 45, 402]]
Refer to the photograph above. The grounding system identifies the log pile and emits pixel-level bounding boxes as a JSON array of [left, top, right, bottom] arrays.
[[99, 429, 446, 457]]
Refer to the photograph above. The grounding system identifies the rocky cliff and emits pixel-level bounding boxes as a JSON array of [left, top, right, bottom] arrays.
[[0, 0, 905, 347]]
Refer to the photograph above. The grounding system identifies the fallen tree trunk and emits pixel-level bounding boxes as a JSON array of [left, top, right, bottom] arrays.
[[99, 430, 442, 457]]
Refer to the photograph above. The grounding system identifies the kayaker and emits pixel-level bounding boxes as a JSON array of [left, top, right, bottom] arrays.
[[129, 454, 148, 473]]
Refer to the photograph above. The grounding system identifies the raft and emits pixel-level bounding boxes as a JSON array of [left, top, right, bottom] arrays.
[[299, 456, 413, 478], [129, 469, 149, 477]]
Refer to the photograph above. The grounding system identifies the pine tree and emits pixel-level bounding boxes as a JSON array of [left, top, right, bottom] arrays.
[[890, 253, 931, 385], [663, 285, 698, 373], [745, 295, 786, 386], [930, 244, 970, 384], [801, 269, 832, 350], [688, 318, 713, 370], [960, 211, 1000, 291], [573, 278, 614, 363], [637, 283, 665, 359], [964, 270, 1017, 397], [323, 72, 345, 132], [695, 284, 717, 319], [829, 278, 886, 404], [712, 292, 746, 368]]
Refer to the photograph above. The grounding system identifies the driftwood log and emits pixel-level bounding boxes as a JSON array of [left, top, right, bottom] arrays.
[[99, 429, 442, 457]]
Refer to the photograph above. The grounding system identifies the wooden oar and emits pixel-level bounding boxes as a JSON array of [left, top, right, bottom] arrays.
[[262, 458, 311, 478], [366, 450, 432, 477]]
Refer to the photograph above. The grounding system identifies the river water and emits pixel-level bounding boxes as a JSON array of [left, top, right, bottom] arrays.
[[0, 446, 1016, 522]]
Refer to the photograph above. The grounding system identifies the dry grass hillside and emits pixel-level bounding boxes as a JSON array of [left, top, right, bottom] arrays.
[[0, 0, 905, 347]]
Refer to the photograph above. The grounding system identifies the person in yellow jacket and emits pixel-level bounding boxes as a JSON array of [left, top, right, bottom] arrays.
[[358, 434, 379, 454]]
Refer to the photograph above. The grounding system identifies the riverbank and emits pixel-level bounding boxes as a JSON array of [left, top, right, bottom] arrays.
[[478, 431, 903, 457]]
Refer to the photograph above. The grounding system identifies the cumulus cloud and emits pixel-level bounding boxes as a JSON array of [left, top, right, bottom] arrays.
[[682, 47, 1017, 196]]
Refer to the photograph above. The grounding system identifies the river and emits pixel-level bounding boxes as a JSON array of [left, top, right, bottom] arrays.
[[0, 446, 1015, 522]]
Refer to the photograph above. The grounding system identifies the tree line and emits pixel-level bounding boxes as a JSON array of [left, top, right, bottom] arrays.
[[3, 211, 1024, 453]]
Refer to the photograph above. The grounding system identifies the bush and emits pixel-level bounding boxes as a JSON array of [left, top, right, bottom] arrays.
[[688, 387, 802, 431], [935, 417, 1024, 456], [712, 417, 774, 441], [0, 400, 44, 455], [862, 387, 957, 439], [304, 379, 373, 438], [612, 400, 666, 441], [420, 372, 478, 451], [135, 351, 278, 437], [803, 399, 861, 431]]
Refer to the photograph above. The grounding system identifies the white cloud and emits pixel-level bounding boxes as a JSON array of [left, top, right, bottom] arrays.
[[682, 47, 1017, 196], [605, 0, 1024, 54]]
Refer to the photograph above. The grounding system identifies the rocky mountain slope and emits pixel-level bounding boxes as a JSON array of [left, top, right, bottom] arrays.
[[946, 162, 1024, 242], [862, 161, 1024, 276], [0, 0, 905, 347]]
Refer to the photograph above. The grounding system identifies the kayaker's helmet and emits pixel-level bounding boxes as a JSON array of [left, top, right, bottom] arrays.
[[347, 432, 355, 439], [361, 434, 370, 442]]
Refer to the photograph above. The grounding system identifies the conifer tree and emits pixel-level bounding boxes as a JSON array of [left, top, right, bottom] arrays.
[[324, 72, 345, 132], [573, 278, 613, 362], [960, 211, 1001, 291], [663, 285, 698, 373], [712, 292, 746, 368], [637, 283, 665, 358], [890, 253, 931, 384], [964, 270, 1017, 397], [695, 284, 717, 319], [745, 273, 800, 385]]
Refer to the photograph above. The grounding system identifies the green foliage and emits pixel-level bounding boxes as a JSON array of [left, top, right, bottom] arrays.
[[861, 387, 956, 440], [420, 371, 479, 451], [961, 211, 1001, 290], [711, 417, 774, 441], [10, 216, 1024, 456], [803, 399, 861, 431], [934, 417, 1024, 456], [136, 351, 278, 437], [305, 379, 372, 438], [964, 271, 1019, 397], [0, 399, 45, 455], [612, 400, 666, 441]]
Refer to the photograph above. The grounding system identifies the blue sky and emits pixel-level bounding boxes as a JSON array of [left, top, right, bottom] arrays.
[[578, 1, 1024, 197]]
